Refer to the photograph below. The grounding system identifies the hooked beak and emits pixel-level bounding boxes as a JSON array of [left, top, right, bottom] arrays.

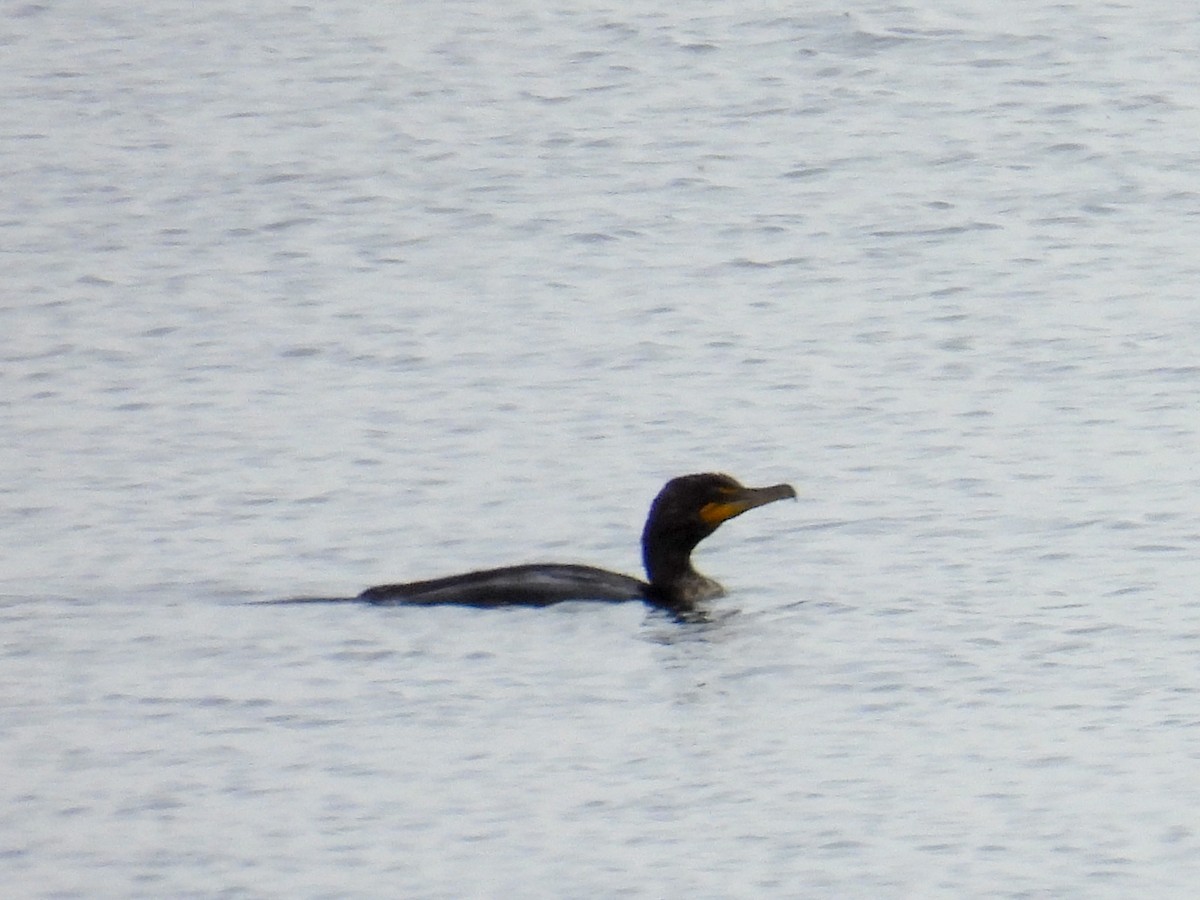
[[699, 482, 797, 526]]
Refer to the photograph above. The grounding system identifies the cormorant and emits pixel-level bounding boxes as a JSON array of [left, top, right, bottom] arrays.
[[356, 473, 795, 613]]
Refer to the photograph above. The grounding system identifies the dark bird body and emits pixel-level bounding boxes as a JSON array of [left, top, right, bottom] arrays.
[[355, 473, 795, 613], [358, 563, 647, 607]]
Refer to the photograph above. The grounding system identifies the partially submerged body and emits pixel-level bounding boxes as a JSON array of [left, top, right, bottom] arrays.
[[353, 473, 795, 614], [358, 563, 648, 607]]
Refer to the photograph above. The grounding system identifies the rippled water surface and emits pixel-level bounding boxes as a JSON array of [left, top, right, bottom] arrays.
[[4, 2, 1200, 897]]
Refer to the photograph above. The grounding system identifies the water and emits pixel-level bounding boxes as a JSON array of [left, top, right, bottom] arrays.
[[3, 1, 1200, 896]]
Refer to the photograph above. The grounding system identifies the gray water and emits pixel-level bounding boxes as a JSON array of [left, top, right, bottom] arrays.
[[4, 1, 1200, 897]]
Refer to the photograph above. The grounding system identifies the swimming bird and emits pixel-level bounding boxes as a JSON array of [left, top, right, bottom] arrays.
[[356, 473, 795, 613]]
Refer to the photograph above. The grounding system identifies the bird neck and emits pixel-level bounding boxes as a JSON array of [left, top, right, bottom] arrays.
[[642, 540, 724, 608], [642, 541, 696, 589]]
